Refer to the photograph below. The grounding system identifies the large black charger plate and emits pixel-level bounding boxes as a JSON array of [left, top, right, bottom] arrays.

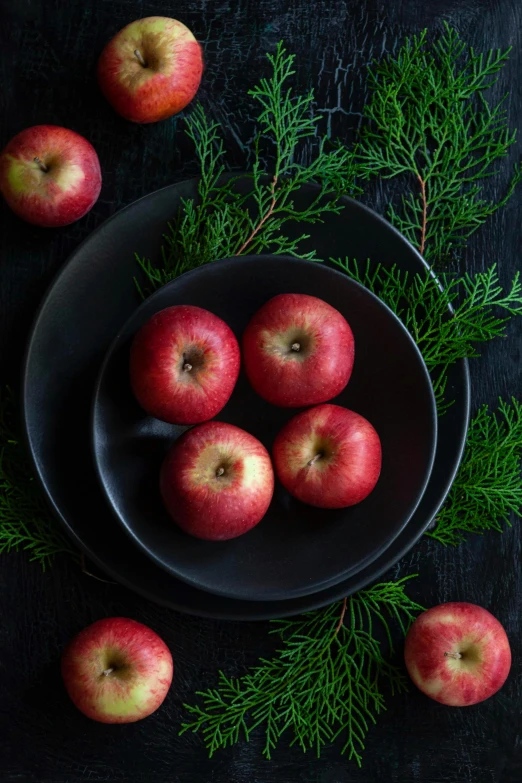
[[93, 257, 437, 601], [22, 180, 469, 619]]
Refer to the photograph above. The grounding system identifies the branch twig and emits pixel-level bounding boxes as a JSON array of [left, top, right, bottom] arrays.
[[236, 174, 278, 255], [417, 174, 427, 256], [335, 597, 348, 635]]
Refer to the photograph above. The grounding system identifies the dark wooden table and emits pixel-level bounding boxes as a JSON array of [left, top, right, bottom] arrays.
[[1, 1, 521, 781]]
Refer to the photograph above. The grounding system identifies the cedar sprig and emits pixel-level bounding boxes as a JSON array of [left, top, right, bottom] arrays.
[[181, 576, 423, 767], [332, 259, 522, 412], [136, 42, 361, 294], [356, 23, 522, 262], [428, 398, 522, 545]]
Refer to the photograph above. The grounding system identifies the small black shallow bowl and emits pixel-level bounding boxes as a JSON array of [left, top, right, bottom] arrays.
[[92, 255, 437, 602]]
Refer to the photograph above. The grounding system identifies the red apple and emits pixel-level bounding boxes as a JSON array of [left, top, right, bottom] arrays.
[[61, 618, 173, 723], [98, 16, 203, 123], [242, 293, 354, 408], [160, 421, 274, 540], [0, 125, 101, 227], [130, 305, 240, 425], [273, 403, 381, 508], [404, 602, 511, 707]]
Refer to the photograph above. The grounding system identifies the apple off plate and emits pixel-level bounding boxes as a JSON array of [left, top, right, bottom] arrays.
[[92, 255, 437, 602]]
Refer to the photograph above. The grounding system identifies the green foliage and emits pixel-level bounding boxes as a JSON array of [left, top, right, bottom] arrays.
[[181, 576, 423, 766], [428, 398, 522, 545], [0, 388, 76, 568], [332, 260, 522, 412], [136, 42, 361, 294], [356, 23, 522, 262]]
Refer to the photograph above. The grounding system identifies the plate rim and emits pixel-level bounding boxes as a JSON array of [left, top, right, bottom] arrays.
[[20, 178, 470, 620], [91, 254, 438, 601]]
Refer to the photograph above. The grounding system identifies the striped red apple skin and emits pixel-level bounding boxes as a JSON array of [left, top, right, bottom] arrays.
[[273, 404, 381, 508], [0, 125, 101, 227], [97, 17, 203, 123], [161, 421, 274, 540], [130, 305, 240, 425], [242, 293, 355, 408], [404, 602, 511, 706], [61, 618, 173, 723]]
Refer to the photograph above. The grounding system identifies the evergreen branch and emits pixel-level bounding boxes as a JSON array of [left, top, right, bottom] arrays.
[[427, 398, 522, 545], [137, 42, 361, 295], [331, 259, 522, 412], [181, 576, 423, 766], [0, 387, 76, 568], [356, 23, 522, 263]]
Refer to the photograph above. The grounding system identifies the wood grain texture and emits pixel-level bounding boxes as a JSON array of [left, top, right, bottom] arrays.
[[1, 1, 522, 781]]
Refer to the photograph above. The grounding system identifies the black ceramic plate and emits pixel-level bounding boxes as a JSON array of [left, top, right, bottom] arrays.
[[93, 256, 437, 601], [22, 179, 469, 619]]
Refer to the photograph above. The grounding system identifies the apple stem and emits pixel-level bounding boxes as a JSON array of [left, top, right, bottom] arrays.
[[444, 652, 462, 660], [291, 343, 301, 352], [183, 362, 193, 372], [134, 48, 147, 67], [216, 467, 225, 478], [33, 156, 48, 173], [102, 667, 114, 676], [308, 453, 322, 467]]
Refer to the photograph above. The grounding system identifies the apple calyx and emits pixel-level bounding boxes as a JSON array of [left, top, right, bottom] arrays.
[[285, 332, 311, 357], [133, 49, 147, 68], [444, 651, 463, 660], [307, 453, 323, 467], [33, 156, 48, 173], [102, 667, 114, 676], [181, 347, 205, 376], [211, 456, 235, 483]]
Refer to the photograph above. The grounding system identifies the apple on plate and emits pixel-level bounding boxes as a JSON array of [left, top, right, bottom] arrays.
[[98, 16, 203, 123], [404, 602, 511, 706], [160, 421, 274, 540], [272, 403, 381, 508], [0, 125, 101, 227], [130, 305, 240, 425], [61, 618, 173, 723], [242, 293, 354, 408]]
